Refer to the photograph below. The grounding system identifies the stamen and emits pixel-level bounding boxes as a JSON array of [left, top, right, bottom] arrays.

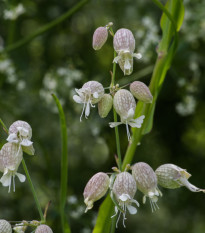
[[126, 123, 131, 141], [80, 102, 86, 122]]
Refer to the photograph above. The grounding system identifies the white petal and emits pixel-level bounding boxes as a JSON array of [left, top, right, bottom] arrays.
[[127, 205, 137, 215], [132, 199, 140, 207], [18, 128, 29, 137], [124, 58, 132, 70], [0, 172, 11, 187], [7, 133, 18, 143], [127, 108, 135, 119], [119, 194, 130, 202], [113, 55, 121, 64], [20, 139, 33, 147], [73, 95, 82, 103], [85, 102, 90, 117], [128, 122, 141, 128], [109, 122, 123, 128], [133, 53, 142, 59], [93, 92, 99, 98], [16, 173, 26, 183]]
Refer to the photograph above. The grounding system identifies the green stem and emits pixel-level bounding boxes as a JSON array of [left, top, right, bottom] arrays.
[[52, 94, 70, 233], [22, 158, 45, 222], [2, 0, 89, 53]]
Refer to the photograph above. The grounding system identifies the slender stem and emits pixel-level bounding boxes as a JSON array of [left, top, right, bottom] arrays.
[[52, 94, 70, 233], [22, 158, 45, 222], [2, 0, 89, 53]]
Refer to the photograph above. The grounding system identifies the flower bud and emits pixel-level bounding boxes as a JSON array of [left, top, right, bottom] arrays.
[[0, 219, 12, 233], [113, 89, 136, 121], [35, 225, 53, 233], [130, 81, 153, 103], [92, 27, 108, 50], [113, 28, 135, 53], [155, 164, 205, 192], [132, 162, 162, 211], [83, 172, 110, 212], [98, 94, 113, 118]]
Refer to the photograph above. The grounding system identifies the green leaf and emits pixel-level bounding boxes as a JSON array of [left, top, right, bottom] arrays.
[[92, 196, 114, 233]]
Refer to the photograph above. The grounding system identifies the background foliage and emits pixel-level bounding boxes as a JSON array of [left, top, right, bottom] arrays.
[[0, 0, 205, 232]]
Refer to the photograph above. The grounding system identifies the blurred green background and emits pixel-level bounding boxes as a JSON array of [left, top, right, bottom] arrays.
[[0, 0, 205, 232]]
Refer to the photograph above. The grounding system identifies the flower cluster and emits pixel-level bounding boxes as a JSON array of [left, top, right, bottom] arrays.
[[83, 162, 204, 227], [0, 120, 34, 192]]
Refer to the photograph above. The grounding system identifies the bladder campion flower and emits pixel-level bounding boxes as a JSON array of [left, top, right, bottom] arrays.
[[35, 224, 53, 233], [92, 27, 108, 50], [155, 164, 205, 192], [98, 93, 113, 118], [109, 89, 145, 140], [83, 172, 110, 212], [132, 162, 162, 212], [0, 142, 25, 192], [0, 219, 12, 233], [112, 171, 139, 228], [7, 120, 34, 155], [113, 28, 142, 75], [73, 81, 104, 121], [13, 225, 27, 233], [130, 81, 153, 103]]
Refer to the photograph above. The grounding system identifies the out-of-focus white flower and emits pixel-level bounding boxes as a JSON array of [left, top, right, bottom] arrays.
[[73, 81, 104, 121], [176, 95, 196, 116], [7, 120, 34, 155], [109, 89, 145, 140], [0, 142, 25, 192], [3, 4, 25, 20], [111, 172, 139, 228], [13, 224, 27, 233], [0, 219, 12, 233], [113, 28, 142, 75]]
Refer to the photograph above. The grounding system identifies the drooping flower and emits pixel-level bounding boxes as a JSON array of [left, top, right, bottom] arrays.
[[92, 27, 108, 50], [73, 81, 104, 121], [132, 162, 162, 212], [0, 142, 26, 192], [109, 89, 145, 140], [35, 224, 53, 233], [0, 219, 12, 233], [155, 163, 205, 192], [113, 28, 142, 75], [130, 81, 153, 103], [112, 171, 139, 228], [83, 172, 110, 212], [98, 93, 113, 118], [7, 120, 34, 155]]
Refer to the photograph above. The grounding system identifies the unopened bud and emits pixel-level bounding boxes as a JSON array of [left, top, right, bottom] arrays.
[[130, 81, 153, 103], [83, 172, 110, 212], [0, 219, 12, 233], [35, 225, 53, 233], [155, 164, 205, 192], [92, 27, 108, 50], [98, 94, 113, 118]]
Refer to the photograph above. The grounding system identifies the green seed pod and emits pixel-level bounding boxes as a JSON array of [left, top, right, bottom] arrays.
[[83, 172, 110, 212], [35, 225, 53, 233], [98, 94, 113, 118], [155, 163, 205, 192], [0, 219, 12, 233], [130, 81, 153, 103]]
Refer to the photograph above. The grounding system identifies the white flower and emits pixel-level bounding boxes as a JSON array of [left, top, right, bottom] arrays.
[[113, 28, 142, 75], [111, 172, 139, 228], [7, 120, 34, 155], [0, 143, 26, 192], [3, 4, 25, 20], [73, 81, 104, 121], [109, 89, 145, 140]]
